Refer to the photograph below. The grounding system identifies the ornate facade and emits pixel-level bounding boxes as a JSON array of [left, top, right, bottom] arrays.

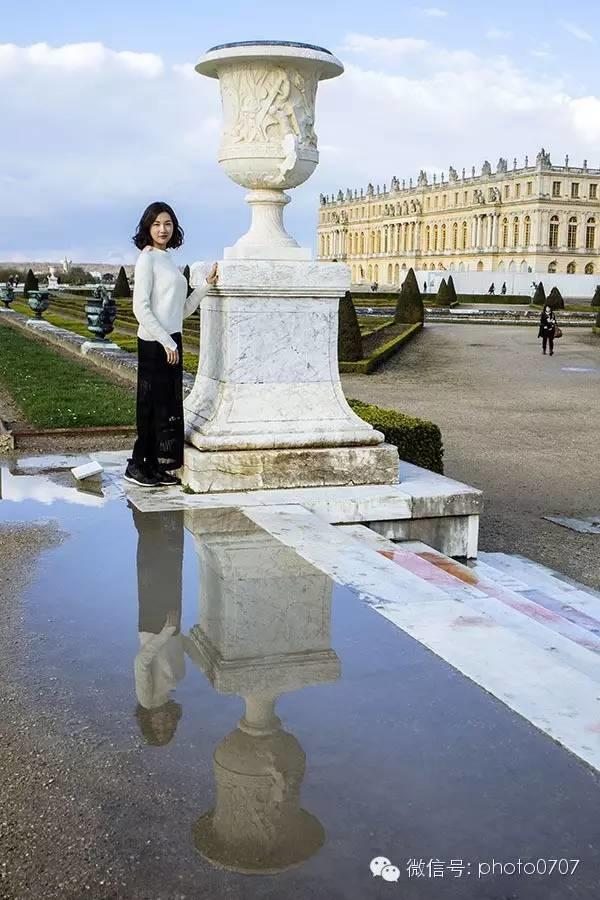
[[317, 150, 600, 284]]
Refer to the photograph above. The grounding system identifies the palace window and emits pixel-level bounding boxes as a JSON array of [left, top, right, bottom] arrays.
[[586, 218, 596, 250], [434, 196, 439, 209], [501, 217, 509, 248], [464, 191, 468, 204], [524, 215, 531, 245], [454, 192, 459, 206], [548, 260, 557, 273], [504, 185, 510, 199], [425, 226, 431, 251], [433, 224, 439, 251], [441, 223, 446, 250], [549, 216, 559, 248], [571, 183, 580, 199], [426, 198, 431, 210], [568, 217, 578, 249], [513, 217, 519, 247], [586, 262, 594, 274], [552, 181, 561, 197], [515, 183, 521, 198], [590, 184, 598, 199], [462, 221, 468, 249], [567, 261, 576, 274], [442, 194, 447, 208], [527, 181, 533, 195], [453, 221, 458, 250]]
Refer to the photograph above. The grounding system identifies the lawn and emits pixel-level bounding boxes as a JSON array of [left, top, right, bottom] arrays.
[[0, 319, 136, 428]]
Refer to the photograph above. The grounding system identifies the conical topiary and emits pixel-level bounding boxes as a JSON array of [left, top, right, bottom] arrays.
[[447, 274, 458, 305], [23, 268, 38, 298], [547, 286, 564, 310], [183, 264, 192, 298], [591, 284, 600, 307], [533, 281, 546, 306], [435, 278, 451, 307], [395, 267, 424, 324], [113, 265, 131, 299], [596, 307, 600, 328], [338, 291, 363, 361]]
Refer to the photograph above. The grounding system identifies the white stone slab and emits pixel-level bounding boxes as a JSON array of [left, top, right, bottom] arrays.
[[71, 461, 103, 481]]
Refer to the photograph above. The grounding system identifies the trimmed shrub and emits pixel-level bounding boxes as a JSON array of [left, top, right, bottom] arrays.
[[533, 281, 546, 306], [435, 278, 451, 306], [447, 274, 458, 305], [113, 266, 131, 299], [546, 286, 564, 310], [348, 398, 444, 474], [591, 285, 600, 307], [338, 291, 363, 361], [23, 268, 38, 298], [395, 268, 424, 324], [182, 264, 193, 298]]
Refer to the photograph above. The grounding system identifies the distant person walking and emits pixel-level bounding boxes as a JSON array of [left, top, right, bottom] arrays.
[[501, 282, 507, 295], [125, 201, 218, 487], [488, 283, 495, 295], [538, 304, 557, 356]]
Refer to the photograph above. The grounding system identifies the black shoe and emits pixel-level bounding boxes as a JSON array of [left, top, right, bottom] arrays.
[[149, 466, 181, 486], [124, 460, 160, 487]]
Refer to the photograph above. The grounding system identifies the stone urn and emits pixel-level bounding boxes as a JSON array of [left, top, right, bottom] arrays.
[[1, 284, 15, 309], [27, 290, 50, 319], [85, 285, 117, 341], [196, 41, 343, 259]]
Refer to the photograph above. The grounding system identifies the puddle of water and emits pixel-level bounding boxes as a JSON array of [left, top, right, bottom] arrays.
[[2, 461, 600, 897]]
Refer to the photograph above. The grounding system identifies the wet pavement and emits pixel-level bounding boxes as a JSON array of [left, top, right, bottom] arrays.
[[1, 462, 600, 899]]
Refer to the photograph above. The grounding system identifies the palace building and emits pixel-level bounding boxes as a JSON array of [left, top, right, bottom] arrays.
[[316, 150, 600, 285]]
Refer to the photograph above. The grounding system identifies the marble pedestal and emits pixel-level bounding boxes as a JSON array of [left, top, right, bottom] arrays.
[[183, 259, 398, 492]]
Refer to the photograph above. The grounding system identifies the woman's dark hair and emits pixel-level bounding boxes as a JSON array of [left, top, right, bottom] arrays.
[[132, 201, 184, 251]]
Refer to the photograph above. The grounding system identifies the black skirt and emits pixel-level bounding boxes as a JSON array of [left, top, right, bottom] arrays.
[[133, 332, 184, 470]]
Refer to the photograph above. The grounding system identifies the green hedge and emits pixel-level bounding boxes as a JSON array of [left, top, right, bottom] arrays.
[[457, 294, 530, 304], [348, 398, 444, 474], [339, 323, 422, 374]]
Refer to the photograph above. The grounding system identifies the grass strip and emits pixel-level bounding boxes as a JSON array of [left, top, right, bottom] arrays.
[[0, 318, 136, 428]]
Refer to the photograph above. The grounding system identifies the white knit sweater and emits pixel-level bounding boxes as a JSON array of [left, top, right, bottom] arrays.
[[132, 249, 210, 351]]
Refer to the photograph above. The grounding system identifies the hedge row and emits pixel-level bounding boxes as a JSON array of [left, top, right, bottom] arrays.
[[348, 398, 444, 474], [339, 323, 422, 374], [456, 294, 530, 304]]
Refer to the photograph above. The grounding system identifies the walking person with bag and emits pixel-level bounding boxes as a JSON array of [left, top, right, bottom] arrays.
[[538, 304, 560, 356], [124, 201, 218, 487]]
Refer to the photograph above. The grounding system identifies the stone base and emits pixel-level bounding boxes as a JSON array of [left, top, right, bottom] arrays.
[[182, 443, 399, 493], [81, 341, 120, 355]]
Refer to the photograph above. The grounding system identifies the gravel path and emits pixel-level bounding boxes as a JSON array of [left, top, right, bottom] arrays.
[[343, 323, 600, 589]]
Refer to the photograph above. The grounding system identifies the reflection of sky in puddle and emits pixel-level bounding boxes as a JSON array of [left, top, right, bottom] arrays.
[[561, 366, 598, 374], [1, 466, 108, 507]]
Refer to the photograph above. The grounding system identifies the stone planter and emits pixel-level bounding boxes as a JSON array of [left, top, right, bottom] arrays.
[[85, 287, 117, 341], [196, 41, 343, 260], [1, 285, 15, 309], [27, 290, 50, 319]]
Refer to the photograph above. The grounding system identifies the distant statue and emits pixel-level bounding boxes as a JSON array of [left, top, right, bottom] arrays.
[[337, 189, 344, 201], [448, 166, 459, 182], [496, 157, 508, 173], [482, 160, 492, 176], [319, 193, 326, 205], [367, 182, 374, 196], [417, 170, 428, 187], [536, 148, 551, 169], [346, 187, 353, 200], [61, 256, 72, 274]]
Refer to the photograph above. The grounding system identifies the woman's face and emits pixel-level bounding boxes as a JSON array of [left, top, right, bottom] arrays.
[[545, 305, 551, 314], [150, 212, 174, 249]]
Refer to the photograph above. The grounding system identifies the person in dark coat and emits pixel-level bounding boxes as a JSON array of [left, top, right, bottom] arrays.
[[538, 304, 557, 355]]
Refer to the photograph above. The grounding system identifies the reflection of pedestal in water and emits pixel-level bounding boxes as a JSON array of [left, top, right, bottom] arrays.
[[185, 510, 340, 873]]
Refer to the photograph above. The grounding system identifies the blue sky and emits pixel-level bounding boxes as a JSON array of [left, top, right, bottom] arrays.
[[2, 0, 599, 264]]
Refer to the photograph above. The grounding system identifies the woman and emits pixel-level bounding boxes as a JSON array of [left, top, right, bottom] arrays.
[[125, 201, 218, 487], [538, 304, 557, 356]]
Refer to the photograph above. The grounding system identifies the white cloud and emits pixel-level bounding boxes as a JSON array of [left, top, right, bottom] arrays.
[[3, 35, 600, 262], [422, 7, 448, 17], [559, 21, 595, 43], [486, 29, 511, 40]]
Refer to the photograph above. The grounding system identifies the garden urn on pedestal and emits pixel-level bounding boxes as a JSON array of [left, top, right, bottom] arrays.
[[183, 41, 399, 492]]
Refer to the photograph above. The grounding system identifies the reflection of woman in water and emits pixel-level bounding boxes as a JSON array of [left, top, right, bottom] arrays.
[[130, 505, 185, 746]]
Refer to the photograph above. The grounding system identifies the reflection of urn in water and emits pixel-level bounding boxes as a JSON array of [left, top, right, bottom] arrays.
[[196, 41, 343, 260], [185, 510, 340, 873]]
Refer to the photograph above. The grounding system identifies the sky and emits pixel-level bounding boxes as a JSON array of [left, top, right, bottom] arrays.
[[2, 0, 600, 264]]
